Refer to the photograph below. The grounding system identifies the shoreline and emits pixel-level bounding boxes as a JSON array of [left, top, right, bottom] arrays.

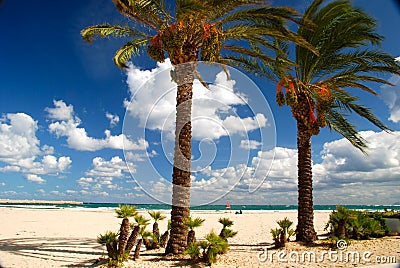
[[0, 199, 83, 205]]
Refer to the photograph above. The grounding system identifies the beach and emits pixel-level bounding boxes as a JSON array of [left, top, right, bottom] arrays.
[[0, 207, 398, 267]]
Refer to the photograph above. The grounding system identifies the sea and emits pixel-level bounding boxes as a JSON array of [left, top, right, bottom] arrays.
[[0, 203, 399, 212]]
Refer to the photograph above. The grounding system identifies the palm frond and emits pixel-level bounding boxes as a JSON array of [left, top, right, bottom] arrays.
[[112, 0, 170, 29], [81, 24, 148, 43], [113, 39, 149, 68], [325, 109, 367, 153]]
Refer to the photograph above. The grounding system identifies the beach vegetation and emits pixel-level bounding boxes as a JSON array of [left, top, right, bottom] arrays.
[[325, 206, 387, 240], [255, 0, 400, 243], [81, 0, 316, 255], [183, 216, 205, 245], [148, 211, 166, 237], [146, 211, 166, 249], [125, 214, 150, 255], [184, 231, 228, 265], [97, 231, 118, 260], [218, 217, 237, 241], [270, 217, 296, 248], [134, 227, 152, 260], [160, 220, 171, 248], [115, 205, 138, 258]]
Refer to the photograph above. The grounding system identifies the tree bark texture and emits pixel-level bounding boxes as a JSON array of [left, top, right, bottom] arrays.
[[296, 118, 317, 243], [166, 58, 197, 255]]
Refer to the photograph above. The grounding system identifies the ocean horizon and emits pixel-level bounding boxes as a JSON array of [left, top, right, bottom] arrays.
[[1, 202, 399, 212]]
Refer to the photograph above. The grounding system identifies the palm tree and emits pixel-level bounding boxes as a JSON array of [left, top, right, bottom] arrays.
[[160, 220, 171, 248], [134, 227, 151, 260], [97, 231, 118, 260], [218, 218, 237, 241], [148, 211, 166, 238], [115, 205, 137, 256], [81, 0, 316, 254], [183, 216, 205, 245], [269, 0, 400, 243], [125, 214, 150, 256]]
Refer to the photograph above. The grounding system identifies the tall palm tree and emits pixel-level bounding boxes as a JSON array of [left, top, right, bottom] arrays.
[[115, 205, 137, 256], [269, 0, 400, 243], [81, 0, 316, 254]]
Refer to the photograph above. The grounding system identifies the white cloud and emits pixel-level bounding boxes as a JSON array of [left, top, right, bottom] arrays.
[[76, 156, 135, 194], [45, 100, 74, 121], [124, 59, 267, 141], [85, 156, 134, 178], [26, 174, 45, 184], [106, 112, 120, 127], [47, 100, 148, 151], [174, 130, 400, 205], [0, 113, 40, 162], [381, 71, 400, 123], [316, 131, 400, 184], [0, 112, 72, 178]]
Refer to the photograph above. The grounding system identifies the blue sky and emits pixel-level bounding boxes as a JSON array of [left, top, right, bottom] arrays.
[[0, 0, 399, 205]]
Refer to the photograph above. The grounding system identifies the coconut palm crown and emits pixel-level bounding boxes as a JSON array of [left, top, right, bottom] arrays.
[[81, 0, 316, 254], [267, 0, 400, 243]]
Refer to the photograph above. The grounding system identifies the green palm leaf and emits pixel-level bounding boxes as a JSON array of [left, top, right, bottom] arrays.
[[81, 24, 147, 43], [113, 39, 149, 68]]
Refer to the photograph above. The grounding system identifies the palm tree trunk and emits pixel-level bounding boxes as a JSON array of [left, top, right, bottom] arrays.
[[296, 119, 317, 243], [187, 230, 196, 245], [166, 59, 197, 255], [153, 222, 160, 237], [134, 238, 143, 260], [160, 230, 169, 248], [125, 225, 140, 255], [117, 218, 130, 256]]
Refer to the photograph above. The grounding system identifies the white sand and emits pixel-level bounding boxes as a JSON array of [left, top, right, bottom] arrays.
[[0, 207, 398, 267]]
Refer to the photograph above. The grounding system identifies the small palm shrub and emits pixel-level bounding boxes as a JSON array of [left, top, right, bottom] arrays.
[[115, 205, 137, 257], [184, 231, 228, 265], [97, 205, 154, 265], [325, 206, 387, 240], [160, 220, 171, 248], [184, 216, 205, 245], [218, 218, 237, 241], [134, 227, 151, 260], [97, 231, 118, 260], [126, 214, 150, 253], [270, 217, 295, 248]]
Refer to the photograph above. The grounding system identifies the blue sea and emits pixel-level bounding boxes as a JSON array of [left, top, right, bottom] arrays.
[[0, 202, 399, 212]]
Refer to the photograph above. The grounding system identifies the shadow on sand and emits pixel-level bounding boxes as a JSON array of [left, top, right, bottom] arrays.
[[0, 237, 103, 267]]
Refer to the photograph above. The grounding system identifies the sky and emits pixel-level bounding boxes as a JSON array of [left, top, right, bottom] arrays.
[[0, 0, 399, 206]]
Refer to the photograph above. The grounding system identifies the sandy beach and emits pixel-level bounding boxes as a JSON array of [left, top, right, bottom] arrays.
[[0, 207, 398, 267]]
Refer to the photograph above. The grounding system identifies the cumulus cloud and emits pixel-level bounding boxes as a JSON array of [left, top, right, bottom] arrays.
[[106, 112, 119, 127], [0, 113, 40, 162], [381, 78, 400, 123], [85, 156, 134, 178], [0, 112, 72, 179], [315, 131, 400, 185], [381, 58, 400, 123], [47, 100, 148, 151], [26, 174, 45, 184], [76, 156, 135, 193], [167, 130, 400, 205], [124, 59, 267, 141], [45, 100, 74, 121], [240, 140, 262, 150]]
